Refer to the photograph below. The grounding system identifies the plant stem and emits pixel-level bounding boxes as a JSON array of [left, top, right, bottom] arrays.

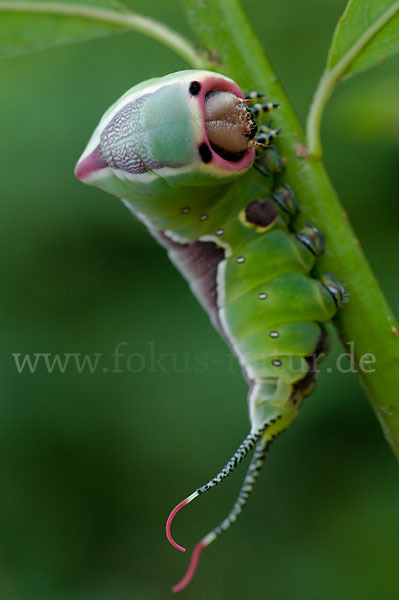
[[181, 0, 399, 458], [306, 2, 399, 158], [0, 1, 207, 68]]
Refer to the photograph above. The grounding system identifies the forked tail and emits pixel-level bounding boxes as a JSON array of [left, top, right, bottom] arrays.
[[172, 437, 270, 592], [166, 425, 272, 592]]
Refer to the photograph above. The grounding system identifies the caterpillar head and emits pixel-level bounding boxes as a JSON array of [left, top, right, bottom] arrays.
[[74, 71, 256, 198]]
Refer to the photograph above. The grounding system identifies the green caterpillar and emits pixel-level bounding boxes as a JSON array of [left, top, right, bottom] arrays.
[[75, 69, 346, 591]]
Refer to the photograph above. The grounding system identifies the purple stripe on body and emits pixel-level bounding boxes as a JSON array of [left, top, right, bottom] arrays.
[[153, 230, 225, 334]]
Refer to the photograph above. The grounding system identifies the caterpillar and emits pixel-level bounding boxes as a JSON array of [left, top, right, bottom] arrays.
[[75, 69, 347, 591]]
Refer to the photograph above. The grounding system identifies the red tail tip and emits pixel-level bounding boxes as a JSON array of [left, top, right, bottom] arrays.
[[172, 541, 207, 593], [166, 499, 189, 552]]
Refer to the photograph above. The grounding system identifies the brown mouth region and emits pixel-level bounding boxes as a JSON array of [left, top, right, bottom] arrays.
[[204, 91, 257, 162]]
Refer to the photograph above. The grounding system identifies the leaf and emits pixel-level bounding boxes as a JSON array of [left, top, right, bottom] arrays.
[[0, 0, 129, 58], [331, 80, 399, 142], [307, 0, 399, 155], [327, 0, 399, 80]]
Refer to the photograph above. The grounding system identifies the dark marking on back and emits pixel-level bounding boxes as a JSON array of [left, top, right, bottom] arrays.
[[245, 200, 278, 227]]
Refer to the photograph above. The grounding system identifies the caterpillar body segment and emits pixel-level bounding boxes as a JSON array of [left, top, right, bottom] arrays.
[[75, 69, 346, 592]]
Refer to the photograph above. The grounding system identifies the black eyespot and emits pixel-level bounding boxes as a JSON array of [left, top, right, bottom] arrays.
[[199, 143, 212, 163], [189, 81, 201, 95]]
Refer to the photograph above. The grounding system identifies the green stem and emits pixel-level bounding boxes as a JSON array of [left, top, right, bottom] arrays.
[[181, 0, 399, 458], [0, 1, 208, 68], [306, 2, 399, 158]]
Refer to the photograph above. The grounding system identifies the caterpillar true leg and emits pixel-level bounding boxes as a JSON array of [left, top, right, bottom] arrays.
[[250, 101, 280, 116], [171, 436, 271, 592], [255, 124, 281, 146], [244, 91, 265, 101]]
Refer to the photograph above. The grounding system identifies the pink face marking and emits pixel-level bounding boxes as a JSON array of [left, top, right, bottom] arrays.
[[74, 145, 108, 181]]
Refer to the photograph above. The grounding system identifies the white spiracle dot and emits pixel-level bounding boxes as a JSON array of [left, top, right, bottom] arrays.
[[269, 331, 279, 338], [258, 293, 268, 300], [236, 256, 246, 264], [181, 207, 190, 214], [216, 228, 224, 236], [272, 359, 282, 367], [200, 214, 208, 221]]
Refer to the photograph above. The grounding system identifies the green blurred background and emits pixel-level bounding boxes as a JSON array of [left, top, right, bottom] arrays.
[[1, 1, 399, 598]]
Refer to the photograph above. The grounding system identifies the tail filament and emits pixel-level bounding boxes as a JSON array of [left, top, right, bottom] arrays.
[[166, 427, 266, 552], [167, 429, 272, 592], [172, 438, 270, 592]]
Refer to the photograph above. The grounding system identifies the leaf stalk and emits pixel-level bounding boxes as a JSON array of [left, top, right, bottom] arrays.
[[0, 1, 208, 67]]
